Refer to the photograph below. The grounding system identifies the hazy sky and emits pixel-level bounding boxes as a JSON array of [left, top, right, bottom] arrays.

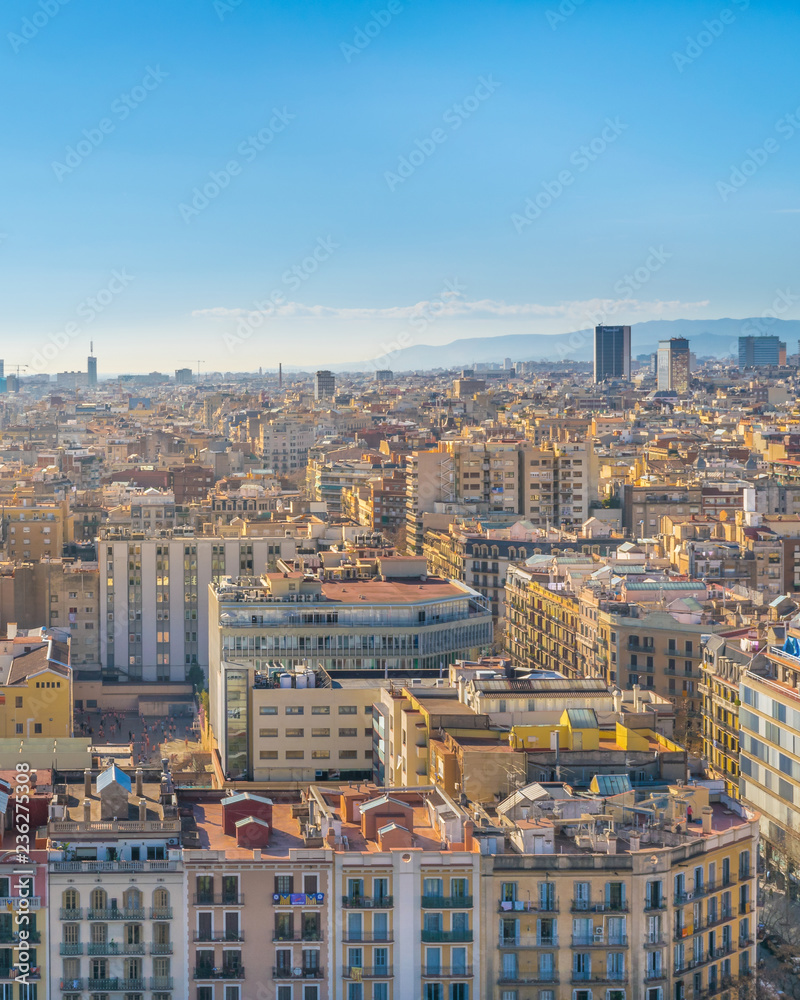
[[3, 0, 799, 374]]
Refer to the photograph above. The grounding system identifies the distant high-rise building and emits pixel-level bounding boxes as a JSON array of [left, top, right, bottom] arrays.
[[657, 337, 690, 392], [738, 335, 781, 367], [175, 367, 193, 385], [314, 370, 335, 400], [87, 346, 97, 388], [593, 325, 631, 382], [0, 360, 5, 378], [375, 369, 393, 382]]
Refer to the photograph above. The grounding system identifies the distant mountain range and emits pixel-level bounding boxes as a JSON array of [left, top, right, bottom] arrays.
[[330, 318, 800, 372]]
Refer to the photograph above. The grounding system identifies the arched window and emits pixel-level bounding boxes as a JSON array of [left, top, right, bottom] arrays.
[[62, 888, 80, 910], [518, 548, 527, 560], [508, 547, 516, 560], [152, 888, 170, 914], [123, 887, 142, 911], [90, 888, 107, 911]]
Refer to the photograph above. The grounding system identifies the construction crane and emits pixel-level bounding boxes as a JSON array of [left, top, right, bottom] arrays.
[[6, 364, 29, 377], [179, 359, 205, 379]]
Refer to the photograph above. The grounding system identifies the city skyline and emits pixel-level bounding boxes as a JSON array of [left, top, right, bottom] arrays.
[[3, 0, 800, 371]]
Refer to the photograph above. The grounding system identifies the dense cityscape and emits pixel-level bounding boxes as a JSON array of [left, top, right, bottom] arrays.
[[0, 327, 797, 999]]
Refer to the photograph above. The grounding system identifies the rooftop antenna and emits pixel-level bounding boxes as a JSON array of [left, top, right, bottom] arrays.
[[279, 363, 282, 387]]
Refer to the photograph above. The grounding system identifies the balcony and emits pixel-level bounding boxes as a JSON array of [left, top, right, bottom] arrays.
[[150, 907, 173, 919], [421, 895, 473, 908], [645, 969, 667, 982], [571, 935, 628, 947], [150, 942, 173, 954], [5, 931, 41, 944], [272, 931, 323, 943], [194, 967, 246, 980], [60, 908, 84, 920], [88, 908, 145, 920], [193, 895, 244, 906], [341, 896, 393, 909], [342, 933, 393, 943], [739, 902, 753, 915], [150, 978, 174, 991], [498, 974, 559, 985], [500, 935, 557, 949], [422, 967, 473, 978], [88, 943, 146, 955], [60, 981, 84, 992], [88, 979, 147, 991], [193, 932, 245, 942], [60, 944, 84, 956], [572, 973, 628, 985], [421, 930, 473, 943], [272, 967, 324, 980], [0, 897, 40, 911], [644, 936, 665, 947], [498, 902, 559, 914], [345, 966, 393, 978], [570, 901, 628, 913]]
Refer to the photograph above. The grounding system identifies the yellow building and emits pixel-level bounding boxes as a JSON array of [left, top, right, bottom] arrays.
[[505, 566, 580, 677], [2, 495, 73, 561], [700, 634, 756, 798], [481, 785, 758, 1000], [0, 630, 72, 738]]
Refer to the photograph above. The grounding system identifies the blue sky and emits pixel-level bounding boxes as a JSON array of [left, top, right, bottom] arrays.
[[2, 0, 799, 373]]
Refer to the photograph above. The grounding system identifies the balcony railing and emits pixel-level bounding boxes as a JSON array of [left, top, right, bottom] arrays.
[[272, 931, 323, 943], [194, 967, 246, 980], [87, 943, 145, 955], [151, 978, 174, 991], [570, 901, 628, 913], [60, 944, 84, 956], [272, 967, 324, 980], [88, 908, 145, 920], [60, 980, 84, 992], [87, 979, 147, 991], [498, 902, 559, 913], [421, 895, 473, 908], [345, 966, 393, 978], [150, 942, 173, 954], [150, 907, 173, 919], [341, 896, 393, 909], [498, 974, 559, 985], [571, 935, 628, 947], [0, 897, 40, 910], [500, 935, 558, 948], [421, 929, 473, 943], [193, 932, 245, 942], [193, 894, 244, 906], [342, 933, 393, 943], [422, 966, 473, 977], [572, 973, 628, 984], [59, 908, 83, 920]]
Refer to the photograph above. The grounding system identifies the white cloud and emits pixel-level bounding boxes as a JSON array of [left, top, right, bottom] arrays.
[[192, 295, 710, 324]]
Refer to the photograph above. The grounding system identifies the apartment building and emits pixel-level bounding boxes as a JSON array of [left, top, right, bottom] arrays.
[[258, 418, 316, 474], [341, 472, 406, 536], [0, 847, 47, 994], [700, 633, 760, 799], [739, 626, 800, 878], [2, 496, 73, 561], [98, 532, 298, 683], [480, 785, 758, 1000], [209, 572, 493, 779], [47, 764, 186, 1000], [212, 664, 383, 782], [505, 566, 580, 677], [0, 629, 72, 737]]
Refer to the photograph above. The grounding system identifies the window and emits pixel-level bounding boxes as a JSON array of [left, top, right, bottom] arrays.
[[286, 706, 304, 715], [311, 728, 330, 737], [312, 750, 330, 759], [285, 750, 304, 759], [340, 750, 358, 760], [339, 728, 357, 738], [311, 706, 330, 715], [339, 706, 357, 715], [260, 750, 278, 760], [259, 706, 278, 715], [259, 729, 278, 738], [286, 728, 305, 738]]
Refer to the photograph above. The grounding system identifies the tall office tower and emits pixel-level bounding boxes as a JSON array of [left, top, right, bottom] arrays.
[[87, 342, 97, 387], [314, 369, 335, 400], [738, 334, 781, 367], [656, 337, 691, 392], [0, 360, 4, 378], [593, 325, 631, 382], [175, 367, 193, 385]]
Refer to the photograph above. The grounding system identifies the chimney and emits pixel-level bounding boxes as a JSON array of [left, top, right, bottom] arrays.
[[139, 798, 147, 821], [253, 848, 262, 861], [135, 768, 143, 796], [629, 833, 640, 853], [632, 684, 641, 712], [701, 806, 713, 835], [82, 798, 92, 822], [6, 623, 16, 639], [464, 820, 474, 852], [607, 834, 617, 855], [84, 768, 92, 797]]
